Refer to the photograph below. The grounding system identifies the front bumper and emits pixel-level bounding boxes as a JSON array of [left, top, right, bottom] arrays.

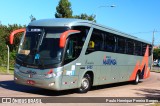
[[14, 72, 62, 91]]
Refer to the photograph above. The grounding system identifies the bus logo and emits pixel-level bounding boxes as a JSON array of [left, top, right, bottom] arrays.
[[26, 70, 37, 75], [26, 70, 37, 78], [103, 56, 117, 65]]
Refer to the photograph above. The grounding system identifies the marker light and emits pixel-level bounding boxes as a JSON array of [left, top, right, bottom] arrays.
[[49, 82, 55, 86]]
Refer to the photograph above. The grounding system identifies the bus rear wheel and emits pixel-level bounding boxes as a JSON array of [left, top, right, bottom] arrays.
[[133, 72, 140, 85], [78, 74, 91, 93]]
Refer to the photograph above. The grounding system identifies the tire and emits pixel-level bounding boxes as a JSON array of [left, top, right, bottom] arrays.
[[77, 74, 92, 93], [133, 72, 140, 85]]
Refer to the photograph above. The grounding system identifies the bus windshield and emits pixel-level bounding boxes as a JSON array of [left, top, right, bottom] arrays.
[[17, 27, 69, 67]]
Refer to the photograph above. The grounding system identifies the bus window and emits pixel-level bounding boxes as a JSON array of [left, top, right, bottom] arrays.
[[72, 26, 89, 35], [86, 29, 104, 54], [116, 37, 126, 53], [105, 33, 116, 52], [64, 33, 85, 64], [142, 43, 147, 56], [127, 40, 134, 55], [134, 42, 142, 56]]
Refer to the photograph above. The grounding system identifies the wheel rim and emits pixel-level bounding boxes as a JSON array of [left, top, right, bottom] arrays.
[[136, 74, 139, 83], [81, 78, 89, 90]]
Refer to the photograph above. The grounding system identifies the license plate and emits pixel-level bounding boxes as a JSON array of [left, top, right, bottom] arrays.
[[27, 80, 35, 85]]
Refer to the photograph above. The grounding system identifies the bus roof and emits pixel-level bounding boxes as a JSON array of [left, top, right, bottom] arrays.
[[29, 18, 151, 44]]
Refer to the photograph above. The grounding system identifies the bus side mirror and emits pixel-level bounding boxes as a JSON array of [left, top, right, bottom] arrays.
[[59, 30, 80, 48], [88, 41, 95, 48], [10, 28, 26, 44]]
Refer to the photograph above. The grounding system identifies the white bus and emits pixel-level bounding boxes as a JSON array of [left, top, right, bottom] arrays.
[[10, 18, 152, 93]]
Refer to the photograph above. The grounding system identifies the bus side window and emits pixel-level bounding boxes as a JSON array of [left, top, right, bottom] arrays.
[[126, 40, 134, 55], [116, 37, 126, 53], [134, 42, 142, 56], [142, 43, 147, 56], [86, 29, 104, 54], [105, 33, 116, 52], [63, 33, 85, 64]]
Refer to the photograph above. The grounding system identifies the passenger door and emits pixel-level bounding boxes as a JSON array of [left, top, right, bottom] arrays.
[[61, 31, 86, 90]]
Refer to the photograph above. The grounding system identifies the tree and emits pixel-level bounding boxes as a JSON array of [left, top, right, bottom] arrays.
[[73, 13, 96, 22], [0, 24, 25, 66], [55, 0, 96, 21], [55, 0, 73, 18], [0, 25, 8, 65], [153, 48, 160, 59], [30, 15, 36, 22]]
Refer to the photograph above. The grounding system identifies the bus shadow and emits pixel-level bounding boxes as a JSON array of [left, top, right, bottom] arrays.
[[0, 80, 76, 96], [91, 81, 143, 91], [0, 80, 142, 96]]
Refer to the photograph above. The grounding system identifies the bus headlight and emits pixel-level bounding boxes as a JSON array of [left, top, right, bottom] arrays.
[[45, 69, 63, 78], [45, 73, 55, 78]]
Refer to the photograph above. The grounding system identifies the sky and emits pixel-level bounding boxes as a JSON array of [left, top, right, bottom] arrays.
[[0, 0, 160, 45]]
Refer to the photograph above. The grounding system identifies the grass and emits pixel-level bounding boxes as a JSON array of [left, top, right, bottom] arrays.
[[151, 70, 160, 73], [152, 103, 160, 106], [151, 68, 160, 73], [0, 66, 14, 74]]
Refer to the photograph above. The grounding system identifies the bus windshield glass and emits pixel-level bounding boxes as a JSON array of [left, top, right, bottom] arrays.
[[17, 27, 69, 67]]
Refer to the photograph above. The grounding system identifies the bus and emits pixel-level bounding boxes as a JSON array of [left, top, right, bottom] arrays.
[[10, 18, 152, 93]]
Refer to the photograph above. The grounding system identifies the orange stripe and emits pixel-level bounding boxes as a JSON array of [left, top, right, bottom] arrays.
[[129, 61, 140, 80], [129, 45, 150, 80]]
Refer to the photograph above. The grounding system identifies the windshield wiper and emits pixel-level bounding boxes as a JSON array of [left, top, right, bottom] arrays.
[[33, 29, 45, 65], [37, 29, 45, 50]]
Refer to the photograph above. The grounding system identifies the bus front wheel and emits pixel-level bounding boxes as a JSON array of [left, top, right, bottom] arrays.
[[78, 74, 91, 93]]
